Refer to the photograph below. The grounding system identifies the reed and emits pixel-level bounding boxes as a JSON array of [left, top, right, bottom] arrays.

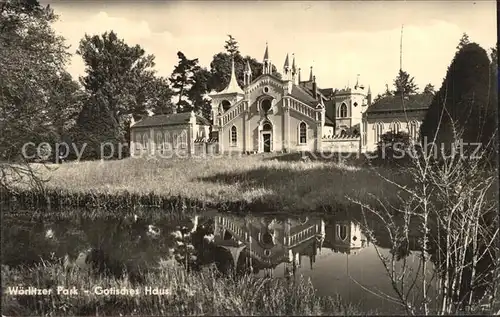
[[1, 259, 366, 316]]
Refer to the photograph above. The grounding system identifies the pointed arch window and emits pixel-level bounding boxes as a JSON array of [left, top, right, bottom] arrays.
[[340, 103, 348, 118], [390, 121, 401, 134], [336, 224, 348, 242], [142, 133, 149, 150], [374, 122, 384, 143], [164, 131, 171, 152], [230, 126, 237, 146], [179, 130, 187, 149], [299, 122, 307, 144], [156, 132, 163, 153], [408, 120, 419, 140], [172, 132, 178, 149]]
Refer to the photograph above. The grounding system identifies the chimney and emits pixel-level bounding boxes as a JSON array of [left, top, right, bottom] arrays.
[[312, 76, 317, 99]]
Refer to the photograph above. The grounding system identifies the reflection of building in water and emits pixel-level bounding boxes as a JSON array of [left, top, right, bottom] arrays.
[[213, 215, 325, 277], [324, 218, 368, 255]]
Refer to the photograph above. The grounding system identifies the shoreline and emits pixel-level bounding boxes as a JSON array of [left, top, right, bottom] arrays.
[[2, 186, 359, 216]]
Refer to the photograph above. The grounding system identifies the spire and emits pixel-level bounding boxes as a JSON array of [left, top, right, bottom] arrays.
[[367, 85, 371, 95], [309, 66, 313, 82], [355, 74, 360, 88], [244, 60, 252, 86], [262, 42, 271, 75], [245, 60, 252, 74], [284, 53, 289, 69], [219, 57, 244, 94], [298, 68, 301, 83], [291, 54, 296, 74]]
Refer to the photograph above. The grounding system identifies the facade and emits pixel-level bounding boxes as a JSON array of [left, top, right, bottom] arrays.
[[212, 214, 369, 277], [213, 214, 326, 276], [130, 111, 213, 157], [361, 93, 433, 152], [210, 44, 371, 154], [130, 43, 434, 157]]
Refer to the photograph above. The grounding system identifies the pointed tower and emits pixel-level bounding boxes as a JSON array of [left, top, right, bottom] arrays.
[[309, 66, 313, 82], [208, 57, 245, 123], [244, 60, 252, 87], [223, 58, 244, 95], [283, 53, 290, 79], [262, 42, 272, 75], [298, 68, 301, 84], [291, 54, 297, 83]]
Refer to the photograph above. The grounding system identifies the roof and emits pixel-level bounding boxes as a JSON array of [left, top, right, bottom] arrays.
[[131, 112, 211, 128], [289, 84, 318, 106], [324, 99, 335, 125], [366, 93, 433, 114], [213, 59, 244, 95], [319, 88, 335, 97]]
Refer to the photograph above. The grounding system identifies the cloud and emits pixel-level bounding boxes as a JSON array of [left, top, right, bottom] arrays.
[[50, 4, 495, 97]]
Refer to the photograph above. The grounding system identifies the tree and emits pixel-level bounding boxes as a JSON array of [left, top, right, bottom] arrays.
[[423, 83, 435, 95], [187, 67, 212, 119], [76, 31, 166, 159], [393, 69, 418, 96], [150, 77, 175, 115], [374, 131, 413, 166], [420, 43, 494, 153], [0, 0, 70, 189], [372, 84, 393, 103], [456, 32, 470, 50], [208, 53, 281, 93], [170, 51, 199, 113], [224, 34, 239, 57], [46, 71, 85, 140]]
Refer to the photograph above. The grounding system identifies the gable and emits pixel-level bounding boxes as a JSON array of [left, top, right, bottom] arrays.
[[246, 74, 286, 95]]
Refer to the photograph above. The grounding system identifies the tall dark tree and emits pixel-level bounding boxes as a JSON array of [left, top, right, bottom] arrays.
[[393, 69, 418, 96], [170, 51, 199, 113], [46, 71, 85, 141], [456, 32, 470, 50], [76, 31, 165, 158], [420, 43, 494, 152], [150, 77, 175, 115], [423, 83, 436, 95], [224, 35, 240, 57], [187, 67, 212, 119], [0, 0, 69, 163]]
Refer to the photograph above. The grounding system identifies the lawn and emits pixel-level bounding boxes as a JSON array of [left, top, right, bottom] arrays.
[[27, 153, 409, 212]]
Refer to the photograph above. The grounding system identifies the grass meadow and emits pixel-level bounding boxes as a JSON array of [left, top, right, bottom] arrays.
[[23, 153, 410, 212]]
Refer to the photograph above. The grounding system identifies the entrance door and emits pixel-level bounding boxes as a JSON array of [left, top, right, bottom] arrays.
[[263, 134, 271, 152]]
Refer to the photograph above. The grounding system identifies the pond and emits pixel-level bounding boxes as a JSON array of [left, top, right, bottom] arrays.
[[2, 208, 433, 314]]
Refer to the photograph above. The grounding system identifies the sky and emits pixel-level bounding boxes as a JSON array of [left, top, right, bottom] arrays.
[[42, 0, 497, 96]]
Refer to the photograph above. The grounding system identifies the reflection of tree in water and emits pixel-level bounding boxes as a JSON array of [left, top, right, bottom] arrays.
[[356, 209, 497, 311]]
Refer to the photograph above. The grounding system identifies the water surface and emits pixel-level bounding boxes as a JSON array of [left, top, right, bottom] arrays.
[[2, 208, 429, 314]]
